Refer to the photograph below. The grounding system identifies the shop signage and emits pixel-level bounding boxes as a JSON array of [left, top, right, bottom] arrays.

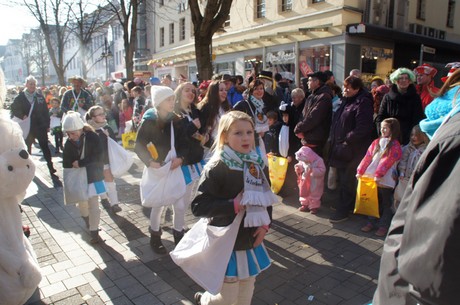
[[266, 50, 296, 64]]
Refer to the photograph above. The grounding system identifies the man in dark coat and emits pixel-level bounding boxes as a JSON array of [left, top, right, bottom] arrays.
[[61, 76, 93, 115], [294, 71, 332, 157], [10, 75, 57, 178]]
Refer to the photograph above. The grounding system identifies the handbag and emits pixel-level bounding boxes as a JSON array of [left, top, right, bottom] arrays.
[[11, 100, 34, 139], [268, 155, 288, 194], [354, 177, 379, 218], [63, 168, 88, 205], [278, 125, 290, 158], [170, 212, 244, 295], [140, 122, 186, 207], [107, 137, 134, 177]]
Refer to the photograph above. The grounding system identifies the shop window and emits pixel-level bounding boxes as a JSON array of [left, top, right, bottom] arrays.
[[179, 18, 185, 41], [298, 46, 330, 78], [256, 0, 266, 19], [360, 46, 394, 84], [160, 27, 164, 47], [416, 0, 426, 20], [447, 0, 455, 28], [281, 0, 292, 12], [169, 23, 174, 44]]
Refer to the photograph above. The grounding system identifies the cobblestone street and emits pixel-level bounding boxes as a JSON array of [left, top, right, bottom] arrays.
[[23, 143, 381, 305]]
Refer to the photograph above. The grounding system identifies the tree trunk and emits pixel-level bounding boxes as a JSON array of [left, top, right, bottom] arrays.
[[195, 36, 213, 81]]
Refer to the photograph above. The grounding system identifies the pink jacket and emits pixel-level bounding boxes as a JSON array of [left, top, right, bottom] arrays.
[[357, 138, 402, 178]]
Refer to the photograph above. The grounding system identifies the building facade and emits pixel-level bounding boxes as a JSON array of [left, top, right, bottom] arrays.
[[148, 0, 460, 86]]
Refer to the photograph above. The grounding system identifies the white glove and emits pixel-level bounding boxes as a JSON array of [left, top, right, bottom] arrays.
[[279, 103, 287, 111]]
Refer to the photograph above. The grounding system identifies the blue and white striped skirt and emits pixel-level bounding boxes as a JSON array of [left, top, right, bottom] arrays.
[[225, 243, 271, 280]]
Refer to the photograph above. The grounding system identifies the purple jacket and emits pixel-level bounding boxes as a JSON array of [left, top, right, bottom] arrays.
[[328, 88, 374, 168]]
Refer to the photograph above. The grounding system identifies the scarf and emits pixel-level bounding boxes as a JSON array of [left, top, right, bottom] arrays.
[[86, 119, 107, 130], [24, 90, 35, 104], [248, 96, 269, 134], [221, 145, 278, 227]]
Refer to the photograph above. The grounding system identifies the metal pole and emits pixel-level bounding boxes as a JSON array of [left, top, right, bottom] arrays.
[[419, 44, 424, 65]]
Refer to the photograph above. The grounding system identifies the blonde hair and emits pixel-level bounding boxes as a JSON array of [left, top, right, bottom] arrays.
[[208, 111, 255, 163], [411, 124, 430, 146]]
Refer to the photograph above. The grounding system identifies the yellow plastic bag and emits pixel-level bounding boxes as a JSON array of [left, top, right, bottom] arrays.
[[268, 154, 288, 194], [121, 132, 137, 150], [354, 177, 379, 218]]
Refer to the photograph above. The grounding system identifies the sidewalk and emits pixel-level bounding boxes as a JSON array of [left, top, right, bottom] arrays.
[[22, 142, 382, 305]]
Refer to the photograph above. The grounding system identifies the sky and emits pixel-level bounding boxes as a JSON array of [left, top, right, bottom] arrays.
[[0, 3, 39, 45]]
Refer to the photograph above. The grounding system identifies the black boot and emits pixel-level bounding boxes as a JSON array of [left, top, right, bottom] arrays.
[[150, 230, 167, 254], [47, 162, 57, 174], [90, 230, 102, 244], [173, 229, 185, 245]]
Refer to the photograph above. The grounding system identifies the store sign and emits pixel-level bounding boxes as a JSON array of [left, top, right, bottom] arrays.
[[266, 51, 296, 64]]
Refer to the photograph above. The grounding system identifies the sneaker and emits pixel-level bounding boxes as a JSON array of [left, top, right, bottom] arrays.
[[310, 208, 318, 214], [298, 205, 309, 212], [375, 227, 388, 237], [111, 204, 122, 213], [194, 292, 203, 305], [361, 223, 374, 232], [329, 212, 349, 223]]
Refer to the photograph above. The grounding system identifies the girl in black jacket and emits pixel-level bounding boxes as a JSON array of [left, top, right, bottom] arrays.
[[62, 111, 105, 244], [85, 105, 121, 214], [192, 111, 276, 305]]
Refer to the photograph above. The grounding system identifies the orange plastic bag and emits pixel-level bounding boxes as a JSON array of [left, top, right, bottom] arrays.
[[268, 154, 288, 194], [354, 177, 379, 218]]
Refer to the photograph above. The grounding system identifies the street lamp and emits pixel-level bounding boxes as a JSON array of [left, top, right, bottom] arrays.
[[100, 38, 113, 81]]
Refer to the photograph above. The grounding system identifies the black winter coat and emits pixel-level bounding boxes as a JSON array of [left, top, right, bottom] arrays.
[[10, 91, 50, 133], [328, 89, 374, 168], [192, 160, 272, 251], [175, 104, 205, 165], [281, 100, 305, 156], [294, 84, 332, 147], [375, 84, 424, 145], [63, 129, 104, 183], [95, 126, 116, 165], [134, 108, 186, 166]]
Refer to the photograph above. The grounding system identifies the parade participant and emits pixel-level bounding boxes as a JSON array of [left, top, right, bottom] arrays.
[[62, 111, 105, 244], [414, 63, 439, 110], [85, 105, 122, 213], [10, 75, 58, 179], [192, 111, 275, 305], [375, 68, 424, 145], [61, 76, 93, 117], [49, 97, 64, 154], [256, 70, 281, 113], [357, 118, 402, 237], [134, 86, 185, 254]]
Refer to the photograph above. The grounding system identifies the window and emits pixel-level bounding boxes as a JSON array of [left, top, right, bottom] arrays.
[[160, 27, 164, 47], [178, 0, 187, 13], [281, 0, 292, 12], [179, 18, 185, 41], [447, 0, 455, 27], [312, 0, 324, 3], [256, 0, 266, 18], [169, 23, 175, 44], [416, 0, 426, 20]]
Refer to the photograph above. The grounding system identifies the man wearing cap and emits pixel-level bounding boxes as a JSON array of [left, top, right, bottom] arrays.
[[294, 71, 333, 157], [414, 63, 439, 110], [61, 76, 93, 117], [10, 75, 58, 180]]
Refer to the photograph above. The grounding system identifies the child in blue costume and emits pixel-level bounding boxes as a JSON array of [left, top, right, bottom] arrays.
[[191, 111, 277, 305]]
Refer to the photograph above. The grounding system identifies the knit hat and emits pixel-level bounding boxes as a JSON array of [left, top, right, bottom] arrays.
[[414, 63, 437, 77], [150, 85, 175, 108], [390, 68, 416, 83], [62, 111, 85, 132]]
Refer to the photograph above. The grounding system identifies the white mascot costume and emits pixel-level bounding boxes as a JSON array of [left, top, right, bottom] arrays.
[[0, 69, 42, 305]]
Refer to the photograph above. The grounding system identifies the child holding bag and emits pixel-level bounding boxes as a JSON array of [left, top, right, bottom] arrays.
[[85, 105, 122, 213], [191, 111, 277, 305], [393, 124, 429, 211], [294, 140, 326, 214], [356, 118, 402, 237], [62, 111, 105, 244]]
